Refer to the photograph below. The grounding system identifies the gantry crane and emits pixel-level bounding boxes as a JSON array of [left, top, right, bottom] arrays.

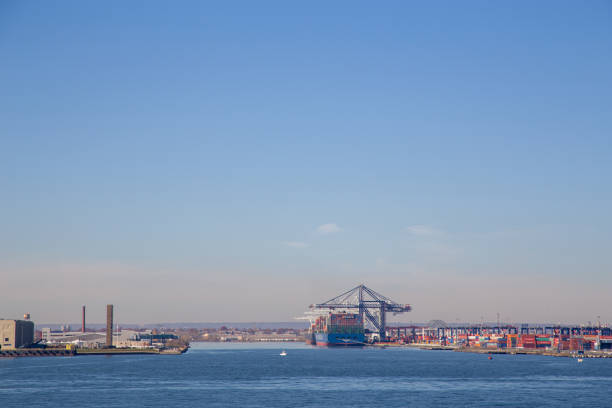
[[309, 284, 411, 340]]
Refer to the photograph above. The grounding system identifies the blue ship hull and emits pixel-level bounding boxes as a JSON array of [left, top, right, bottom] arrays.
[[315, 332, 365, 346]]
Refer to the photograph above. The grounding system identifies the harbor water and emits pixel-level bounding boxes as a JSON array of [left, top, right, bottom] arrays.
[[2, 342, 611, 407]]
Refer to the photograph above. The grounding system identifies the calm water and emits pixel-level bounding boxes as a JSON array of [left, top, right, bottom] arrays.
[[2, 342, 611, 407]]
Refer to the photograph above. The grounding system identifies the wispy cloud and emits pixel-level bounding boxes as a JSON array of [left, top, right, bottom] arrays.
[[405, 225, 443, 236], [284, 241, 309, 248], [404, 225, 458, 258], [316, 223, 342, 235]]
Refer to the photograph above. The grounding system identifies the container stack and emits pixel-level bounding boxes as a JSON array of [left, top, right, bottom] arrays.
[[327, 313, 364, 335], [313, 312, 366, 346], [569, 337, 585, 351], [520, 334, 537, 349]]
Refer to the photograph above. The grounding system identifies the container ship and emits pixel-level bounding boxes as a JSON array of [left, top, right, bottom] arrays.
[[305, 323, 316, 345], [312, 313, 365, 346]]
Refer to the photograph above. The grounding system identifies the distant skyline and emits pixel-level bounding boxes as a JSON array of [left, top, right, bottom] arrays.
[[1, 1, 611, 324]]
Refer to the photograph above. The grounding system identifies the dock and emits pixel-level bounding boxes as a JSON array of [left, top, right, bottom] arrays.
[[453, 347, 612, 358], [0, 349, 75, 358], [76, 346, 188, 355], [0, 346, 189, 358]]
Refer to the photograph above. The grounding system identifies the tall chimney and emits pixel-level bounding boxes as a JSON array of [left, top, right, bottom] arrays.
[[106, 304, 113, 347], [82, 305, 86, 333]]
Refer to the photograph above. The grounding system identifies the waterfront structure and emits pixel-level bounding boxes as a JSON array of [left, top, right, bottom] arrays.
[[41, 328, 153, 349], [0, 319, 34, 350], [386, 324, 612, 351]]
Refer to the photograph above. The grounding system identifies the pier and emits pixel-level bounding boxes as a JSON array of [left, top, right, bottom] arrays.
[[0, 349, 75, 358], [0, 346, 188, 358]]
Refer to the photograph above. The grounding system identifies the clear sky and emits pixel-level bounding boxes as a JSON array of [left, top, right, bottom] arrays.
[[1, 1, 611, 325]]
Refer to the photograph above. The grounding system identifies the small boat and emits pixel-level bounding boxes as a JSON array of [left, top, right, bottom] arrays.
[[280, 350, 287, 356], [577, 358, 583, 363]]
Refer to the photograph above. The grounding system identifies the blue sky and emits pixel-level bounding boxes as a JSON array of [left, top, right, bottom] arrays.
[[1, 1, 611, 324]]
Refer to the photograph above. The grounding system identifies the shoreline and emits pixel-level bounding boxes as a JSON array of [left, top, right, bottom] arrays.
[[0, 346, 189, 358], [402, 343, 612, 358]]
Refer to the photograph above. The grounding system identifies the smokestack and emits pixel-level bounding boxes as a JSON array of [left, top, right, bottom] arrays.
[[106, 304, 113, 347], [82, 305, 86, 333]]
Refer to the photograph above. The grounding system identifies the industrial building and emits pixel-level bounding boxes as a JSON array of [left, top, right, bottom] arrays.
[[0, 319, 35, 350], [41, 328, 155, 349], [39, 303, 163, 349]]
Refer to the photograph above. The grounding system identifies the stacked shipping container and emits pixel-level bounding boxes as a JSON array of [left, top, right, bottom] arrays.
[[314, 313, 365, 346]]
